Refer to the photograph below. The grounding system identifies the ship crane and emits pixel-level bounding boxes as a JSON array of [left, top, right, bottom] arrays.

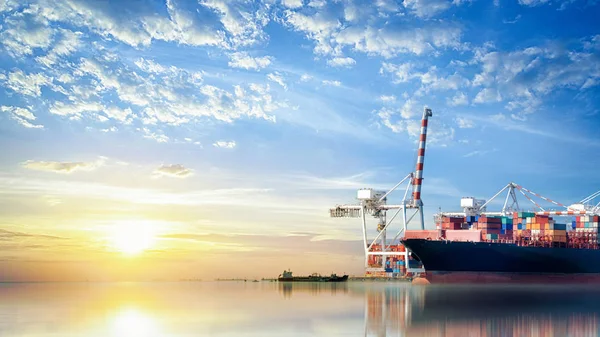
[[438, 183, 600, 220], [329, 107, 433, 275]]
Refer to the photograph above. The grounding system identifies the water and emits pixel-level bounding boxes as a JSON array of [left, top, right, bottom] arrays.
[[1, 281, 600, 336]]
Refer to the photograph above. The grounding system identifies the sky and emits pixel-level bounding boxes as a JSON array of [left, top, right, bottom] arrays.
[[0, 0, 599, 281]]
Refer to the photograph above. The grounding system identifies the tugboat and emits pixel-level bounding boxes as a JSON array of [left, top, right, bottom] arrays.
[[277, 270, 349, 282]]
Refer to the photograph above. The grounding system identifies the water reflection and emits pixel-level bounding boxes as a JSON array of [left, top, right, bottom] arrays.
[[110, 307, 161, 337], [1, 282, 600, 336], [278, 281, 349, 298], [360, 284, 600, 337]]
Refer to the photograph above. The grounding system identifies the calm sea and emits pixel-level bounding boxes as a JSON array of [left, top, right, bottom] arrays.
[[1, 281, 600, 336]]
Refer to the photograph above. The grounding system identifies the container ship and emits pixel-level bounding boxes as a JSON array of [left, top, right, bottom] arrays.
[[329, 107, 600, 283], [402, 210, 600, 284]]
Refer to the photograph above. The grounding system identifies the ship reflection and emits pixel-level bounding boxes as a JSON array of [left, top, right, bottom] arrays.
[[363, 284, 600, 337], [278, 281, 349, 298]]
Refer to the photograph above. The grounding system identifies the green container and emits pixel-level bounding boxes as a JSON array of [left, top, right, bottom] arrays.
[[501, 217, 513, 225], [486, 234, 499, 240], [518, 212, 536, 218]]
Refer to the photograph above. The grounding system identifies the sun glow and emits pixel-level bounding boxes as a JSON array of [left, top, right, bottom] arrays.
[[111, 307, 160, 337], [111, 222, 156, 255]]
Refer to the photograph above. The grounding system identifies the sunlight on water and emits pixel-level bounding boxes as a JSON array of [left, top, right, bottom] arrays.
[[1, 282, 600, 336], [110, 307, 160, 337]]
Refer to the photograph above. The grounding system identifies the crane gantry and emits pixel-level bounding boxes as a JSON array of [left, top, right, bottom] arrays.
[[329, 107, 433, 274]]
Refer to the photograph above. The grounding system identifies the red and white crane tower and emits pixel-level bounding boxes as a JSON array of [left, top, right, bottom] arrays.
[[329, 107, 433, 274]]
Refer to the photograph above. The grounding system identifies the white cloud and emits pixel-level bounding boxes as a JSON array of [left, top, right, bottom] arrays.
[[473, 88, 502, 104], [104, 106, 133, 123], [200, 0, 270, 48], [300, 74, 313, 82], [448, 92, 468, 106], [267, 72, 287, 89], [49, 101, 104, 118], [5, 70, 52, 97], [141, 127, 169, 143], [463, 149, 497, 158], [134, 58, 168, 74], [380, 62, 415, 83], [22, 158, 105, 174], [0, 14, 54, 57], [455, 117, 475, 128], [24, 0, 226, 49], [282, 0, 304, 8], [308, 0, 326, 7], [228, 52, 273, 70], [334, 25, 462, 58], [153, 164, 194, 178], [517, 0, 551, 6], [379, 95, 397, 102], [470, 43, 600, 114], [327, 57, 356, 68], [282, 10, 341, 56], [402, 0, 453, 18], [35, 29, 82, 67], [322, 80, 341, 87], [213, 140, 236, 149], [381, 63, 469, 92], [1, 106, 43, 129]]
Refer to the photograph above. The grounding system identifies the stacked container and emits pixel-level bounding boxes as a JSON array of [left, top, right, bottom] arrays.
[[441, 216, 467, 230], [477, 215, 502, 240]]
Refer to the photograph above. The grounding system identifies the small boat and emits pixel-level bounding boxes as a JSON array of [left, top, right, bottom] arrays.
[[277, 270, 348, 282]]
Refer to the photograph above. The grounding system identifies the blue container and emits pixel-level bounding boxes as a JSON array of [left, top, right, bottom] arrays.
[[475, 215, 479, 221], [398, 261, 405, 266], [385, 268, 393, 273]]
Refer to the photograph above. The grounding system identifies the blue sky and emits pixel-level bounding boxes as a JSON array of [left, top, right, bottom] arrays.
[[0, 0, 599, 280]]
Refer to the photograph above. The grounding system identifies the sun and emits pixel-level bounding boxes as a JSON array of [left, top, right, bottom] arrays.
[[111, 222, 156, 256]]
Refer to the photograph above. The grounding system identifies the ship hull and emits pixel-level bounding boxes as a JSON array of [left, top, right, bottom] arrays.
[[402, 239, 600, 284]]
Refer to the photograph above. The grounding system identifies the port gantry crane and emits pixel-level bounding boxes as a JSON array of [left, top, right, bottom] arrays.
[[329, 107, 433, 275], [438, 183, 600, 219]]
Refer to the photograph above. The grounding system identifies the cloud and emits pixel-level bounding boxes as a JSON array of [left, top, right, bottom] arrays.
[[379, 95, 397, 102], [141, 128, 169, 143], [213, 140, 236, 149], [455, 117, 475, 128], [517, 0, 551, 6], [267, 72, 287, 89], [322, 80, 341, 87], [380, 62, 469, 92], [447, 92, 469, 106], [200, 0, 271, 48], [463, 149, 497, 158], [470, 42, 600, 113], [402, 0, 454, 18], [228, 52, 273, 70], [49, 101, 103, 118], [334, 25, 462, 58], [0, 12, 55, 57], [35, 29, 82, 67], [153, 164, 194, 178], [327, 57, 356, 68], [300, 74, 313, 82], [1, 106, 44, 129], [282, 0, 304, 8], [473, 88, 502, 104], [0, 229, 67, 240], [376, 103, 454, 146], [4, 70, 52, 97], [22, 158, 106, 174], [22, 0, 227, 49]]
